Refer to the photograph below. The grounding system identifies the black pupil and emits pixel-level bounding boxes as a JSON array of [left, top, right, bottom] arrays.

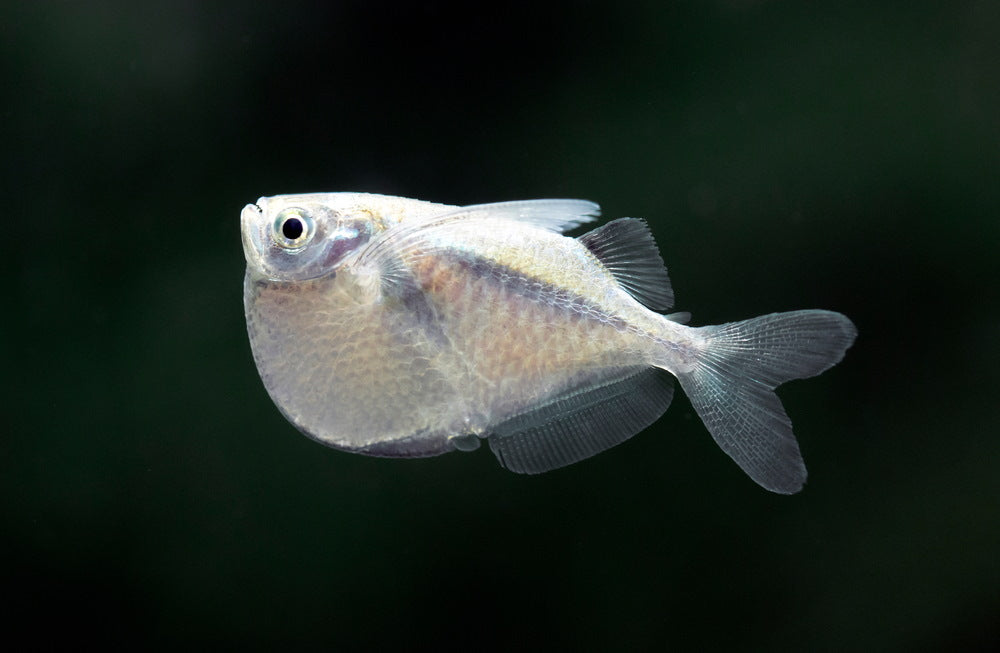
[[282, 217, 304, 240]]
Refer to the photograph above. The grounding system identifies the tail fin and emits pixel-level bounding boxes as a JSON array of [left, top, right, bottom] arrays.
[[675, 310, 857, 494]]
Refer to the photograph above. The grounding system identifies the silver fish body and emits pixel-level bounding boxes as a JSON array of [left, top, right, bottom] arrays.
[[242, 193, 856, 493]]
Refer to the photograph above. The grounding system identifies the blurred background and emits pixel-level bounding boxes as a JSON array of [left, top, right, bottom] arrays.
[[4, 1, 998, 649]]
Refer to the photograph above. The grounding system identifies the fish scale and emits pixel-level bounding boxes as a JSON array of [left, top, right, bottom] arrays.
[[410, 251, 650, 426], [245, 274, 459, 453], [243, 193, 856, 493]]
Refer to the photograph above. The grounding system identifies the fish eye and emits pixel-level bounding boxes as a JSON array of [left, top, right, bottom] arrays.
[[272, 208, 315, 250]]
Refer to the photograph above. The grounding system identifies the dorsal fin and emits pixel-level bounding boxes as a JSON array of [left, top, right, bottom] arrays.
[[577, 218, 674, 312], [488, 367, 674, 474]]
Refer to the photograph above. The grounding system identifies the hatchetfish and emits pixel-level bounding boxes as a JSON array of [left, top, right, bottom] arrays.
[[242, 193, 856, 493]]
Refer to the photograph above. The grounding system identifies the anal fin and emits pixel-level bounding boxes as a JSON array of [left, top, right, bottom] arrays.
[[488, 367, 674, 474]]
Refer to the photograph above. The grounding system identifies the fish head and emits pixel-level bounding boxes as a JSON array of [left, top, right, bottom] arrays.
[[241, 193, 383, 282]]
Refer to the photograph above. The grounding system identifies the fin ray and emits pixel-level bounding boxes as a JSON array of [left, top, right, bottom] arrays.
[[441, 199, 601, 234], [675, 310, 857, 494], [578, 218, 674, 311], [489, 367, 674, 474], [352, 199, 600, 296]]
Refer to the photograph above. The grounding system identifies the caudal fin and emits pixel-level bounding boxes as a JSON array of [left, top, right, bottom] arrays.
[[676, 310, 857, 494]]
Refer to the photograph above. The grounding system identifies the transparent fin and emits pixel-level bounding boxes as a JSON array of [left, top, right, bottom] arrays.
[[429, 199, 601, 234], [665, 311, 691, 324], [357, 199, 599, 268], [577, 218, 674, 311], [488, 368, 674, 474], [352, 199, 601, 296], [676, 310, 857, 494]]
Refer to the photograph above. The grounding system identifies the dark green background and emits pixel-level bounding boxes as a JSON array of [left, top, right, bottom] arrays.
[[5, 1, 998, 649]]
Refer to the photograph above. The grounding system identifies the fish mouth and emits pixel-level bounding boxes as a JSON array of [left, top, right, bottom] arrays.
[[241, 202, 265, 270], [240, 199, 337, 283]]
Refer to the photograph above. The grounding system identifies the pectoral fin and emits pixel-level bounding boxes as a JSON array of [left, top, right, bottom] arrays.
[[488, 367, 674, 474], [351, 199, 602, 299], [433, 199, 601, 234], [357, 199, 599, 270]]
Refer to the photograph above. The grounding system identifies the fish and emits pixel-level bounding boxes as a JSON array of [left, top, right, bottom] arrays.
[[242, 193, 857, 493]]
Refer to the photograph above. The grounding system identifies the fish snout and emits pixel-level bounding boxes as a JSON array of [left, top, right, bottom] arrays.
[[241, 202, 265, 269]]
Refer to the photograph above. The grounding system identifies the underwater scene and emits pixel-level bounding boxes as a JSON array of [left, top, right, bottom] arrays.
[[5, 2, 999, 649]]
